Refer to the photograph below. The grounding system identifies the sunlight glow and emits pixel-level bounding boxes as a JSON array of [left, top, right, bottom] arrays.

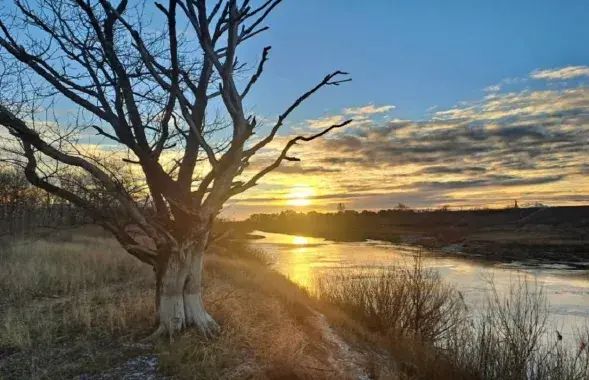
[[292, 236, 309, 245], [285, 184, 315, 207]]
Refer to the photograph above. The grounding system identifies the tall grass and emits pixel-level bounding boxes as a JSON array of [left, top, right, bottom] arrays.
[[0, 232, 350, 379], [0, 234, 154, 349], [445, 279, 589, 380], [316, 253, 466, 344], [3, 230, 589, 380], [316, 254, 589, 380]]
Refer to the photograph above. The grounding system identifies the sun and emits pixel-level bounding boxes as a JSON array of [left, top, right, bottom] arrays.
[[285, 185, 315, 207], [292, 236, 309, 245]]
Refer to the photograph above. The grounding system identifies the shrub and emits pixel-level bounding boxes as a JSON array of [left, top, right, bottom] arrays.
[[316, 252, 466, 344], [445, 278, 589, 380]]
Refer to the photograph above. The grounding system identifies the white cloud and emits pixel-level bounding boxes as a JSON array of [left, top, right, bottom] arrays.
[[531, 66, 589, 80], [305, 114, 345, 129], [484, 84, 501, 92], [343, 104, 395, 116], [304, 104, 395, 129]]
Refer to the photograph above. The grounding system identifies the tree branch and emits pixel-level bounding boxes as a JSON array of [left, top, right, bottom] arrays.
[[227, 119, 352, 198], [244, 71, 351, 156], [241, 46, 270, 98]]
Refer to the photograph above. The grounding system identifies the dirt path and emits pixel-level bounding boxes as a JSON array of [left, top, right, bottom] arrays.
[[308, 311, 372, 379]]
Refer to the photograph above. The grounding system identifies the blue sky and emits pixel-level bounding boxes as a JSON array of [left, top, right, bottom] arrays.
[[221, 0, 589, 217], [2, 0, 588, 218], [242, 0, 589, 121]]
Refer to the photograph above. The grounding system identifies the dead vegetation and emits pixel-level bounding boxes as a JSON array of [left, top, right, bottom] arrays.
[[315, 257, 589, 380], [2, 230, 588, 380], [0, 231, 384, 379]]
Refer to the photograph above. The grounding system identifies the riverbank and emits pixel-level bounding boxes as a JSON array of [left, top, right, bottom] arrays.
[[0, 230, 396, 379], [2, 230, 588, 379], [244, 206, 589, 267]]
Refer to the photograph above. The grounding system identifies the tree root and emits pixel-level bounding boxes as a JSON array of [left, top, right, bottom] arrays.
[[141, 317, 220, 343]]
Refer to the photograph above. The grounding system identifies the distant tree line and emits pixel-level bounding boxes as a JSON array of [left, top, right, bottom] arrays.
[[0, 170, 88, 235], [246, 204, 569, 244]]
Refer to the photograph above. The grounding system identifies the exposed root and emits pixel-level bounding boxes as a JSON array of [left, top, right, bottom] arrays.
[[141, 324, 166, 343], [184, 294, 220, 340], [195, 314, 220, 340], [142, 293, 220, 342]]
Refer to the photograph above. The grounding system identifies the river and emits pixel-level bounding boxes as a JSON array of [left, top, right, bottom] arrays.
[[250, 230, 589, 344]]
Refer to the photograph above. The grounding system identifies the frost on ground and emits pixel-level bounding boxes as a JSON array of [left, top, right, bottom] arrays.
[[81, 354, 166, 380]]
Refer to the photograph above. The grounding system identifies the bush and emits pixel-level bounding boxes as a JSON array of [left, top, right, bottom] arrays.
[[445, 278, 589, 380], [316, 252, 466, 344], [315, 254, 589, 380]]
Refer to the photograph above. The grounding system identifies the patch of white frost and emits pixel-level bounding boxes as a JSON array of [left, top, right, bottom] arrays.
[[80, 354, 166, 380]]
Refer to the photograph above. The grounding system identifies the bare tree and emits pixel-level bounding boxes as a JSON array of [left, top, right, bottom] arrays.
[[0, 0, 351, 338]]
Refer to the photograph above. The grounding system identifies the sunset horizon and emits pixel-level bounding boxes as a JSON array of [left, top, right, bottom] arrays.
[[2, 1, 589, 378]]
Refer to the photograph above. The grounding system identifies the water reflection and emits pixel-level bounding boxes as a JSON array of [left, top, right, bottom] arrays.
[[251, 230, 589, 343]]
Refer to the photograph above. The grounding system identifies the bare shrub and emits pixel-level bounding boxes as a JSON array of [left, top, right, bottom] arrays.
[[444, 278, 589, 380], [315, 257, 589, 380], [316, 252, 466, 344]]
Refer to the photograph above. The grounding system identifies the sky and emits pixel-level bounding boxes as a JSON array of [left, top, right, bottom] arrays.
[[2, 0, 588, 219], [218, 0, 589, 219]]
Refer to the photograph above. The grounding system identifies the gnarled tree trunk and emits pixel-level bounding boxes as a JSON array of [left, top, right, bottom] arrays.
[[0, 0, 352, 344], [152, 235, 219, 339]]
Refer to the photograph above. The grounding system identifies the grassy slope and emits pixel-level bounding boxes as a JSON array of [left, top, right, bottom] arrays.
[[0, 231, 396, 380], [3, 230, 587, 380]]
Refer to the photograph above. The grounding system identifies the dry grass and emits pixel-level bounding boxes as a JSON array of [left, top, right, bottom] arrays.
[[314, 254, 473, 379], [316, 253, 466, 344], [160, 255, 340, 380], [0, 231, 155, 379], [443, 279, 589, 380], [315, 256, 589, 380], [3, 229, 585, 380], [0, 231, 371, 379]]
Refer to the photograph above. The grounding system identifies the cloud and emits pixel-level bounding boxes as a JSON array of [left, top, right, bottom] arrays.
[[270, 164, 341, 175], [288, 85, 589, 207], [531, 66, 589, 80], [305, 114, 346, 129], [232, 79, 589, 216], [484, 85, 501, 92], [343, 104, 395, 116], [418, 166, 488, 175], [304, 104, 396, 130], [414, 175, 565, 191]]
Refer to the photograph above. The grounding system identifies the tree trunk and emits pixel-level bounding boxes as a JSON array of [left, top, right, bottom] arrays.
[[151, 236, 219, 339]]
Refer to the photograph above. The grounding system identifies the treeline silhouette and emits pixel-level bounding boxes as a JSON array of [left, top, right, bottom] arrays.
[[246, 206, 589, 244], [0, 171, 87, 235]]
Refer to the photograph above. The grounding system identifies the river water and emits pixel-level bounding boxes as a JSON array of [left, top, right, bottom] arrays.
[[250, 230, 589, 343]]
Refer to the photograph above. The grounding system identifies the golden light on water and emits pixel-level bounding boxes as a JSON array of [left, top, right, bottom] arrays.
[[292, 236, 309, 245], [285, 184, 315, 207]]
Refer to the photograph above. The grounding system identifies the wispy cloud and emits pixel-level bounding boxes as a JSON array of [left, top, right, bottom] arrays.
[[343, 104, 395, 116], [531, 66, 589, 80], [239, 82, 589, 214], [305, 114, 345, 129], [303, 104, 395, 129], [484, 84, 501, 92]]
